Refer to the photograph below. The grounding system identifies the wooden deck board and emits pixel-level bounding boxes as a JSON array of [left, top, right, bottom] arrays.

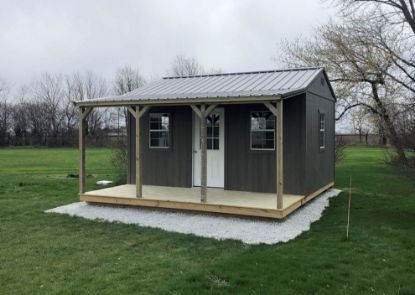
[[81, 183, 334, 219]]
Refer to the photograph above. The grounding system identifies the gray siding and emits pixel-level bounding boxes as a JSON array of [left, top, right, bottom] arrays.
[[128, 106, 193, 187], [304, 91, 335, 195], [224, 95, 306, 195], [126, 85, 335, 196], [308, 72, 336, 100]]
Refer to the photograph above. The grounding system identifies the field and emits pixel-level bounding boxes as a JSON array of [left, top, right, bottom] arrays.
[[0, 147, 414, 294]]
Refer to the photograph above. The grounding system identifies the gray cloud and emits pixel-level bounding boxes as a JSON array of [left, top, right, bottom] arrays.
[[0, 0, 335, 86]]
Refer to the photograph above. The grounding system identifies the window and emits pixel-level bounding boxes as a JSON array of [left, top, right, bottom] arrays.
[[319, 113, 326, 150], [149, 113, 169, 148], [250, 111, 275, 150], [207, 113, 220, 150]]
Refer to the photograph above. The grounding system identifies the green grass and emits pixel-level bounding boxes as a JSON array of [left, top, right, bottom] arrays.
[[0, 146, 414, 294]]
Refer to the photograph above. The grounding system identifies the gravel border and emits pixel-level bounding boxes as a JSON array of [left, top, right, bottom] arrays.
[[46, 189, 341, 244]]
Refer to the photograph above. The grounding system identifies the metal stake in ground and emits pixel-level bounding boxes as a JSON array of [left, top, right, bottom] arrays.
[[346, 176, 352, 240]]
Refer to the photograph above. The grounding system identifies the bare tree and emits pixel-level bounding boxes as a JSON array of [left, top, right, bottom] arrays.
[[32, 73, 65, 146], [170, 55, 205, 77], [0, 79, 11, 145], [339, 0, 415, 35], [114, 65, 145, 95], [113, 65, 146, 129], [61, 77, 79, 145], [14, 87, 35, 145], [280, 17, 409, 163], [335, 0, 415, 98], [67, 72, 108, 138], [349, 107, 373, 143]]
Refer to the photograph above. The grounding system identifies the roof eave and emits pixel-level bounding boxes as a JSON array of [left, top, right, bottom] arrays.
[[74, 95, 283, 108]]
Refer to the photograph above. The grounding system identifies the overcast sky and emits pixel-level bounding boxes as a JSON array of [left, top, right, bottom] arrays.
[[0, 0, 336, 86]]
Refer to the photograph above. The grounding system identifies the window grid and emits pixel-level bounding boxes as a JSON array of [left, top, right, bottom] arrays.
[[149, 113, 170, 149], [250, 111, 275, 150]]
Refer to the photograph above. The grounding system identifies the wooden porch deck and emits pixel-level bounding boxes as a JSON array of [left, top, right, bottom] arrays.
[[80, 183, 334, 219]]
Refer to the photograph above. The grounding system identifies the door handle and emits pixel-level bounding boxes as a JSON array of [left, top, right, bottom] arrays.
[[193, 150, 197, 153]]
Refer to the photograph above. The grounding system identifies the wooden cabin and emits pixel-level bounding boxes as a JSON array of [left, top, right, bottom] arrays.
[[75, 67, 336, 219]]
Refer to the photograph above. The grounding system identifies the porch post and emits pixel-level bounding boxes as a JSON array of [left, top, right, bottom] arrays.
[[190, 104, 217, 203], [127, 105, 150, 198], [79, 107, 92, 194], [264, 99, 283, 209], [135, 106, 142, 198], [200, 105, 208, 202], [276, 100, 284, 209]]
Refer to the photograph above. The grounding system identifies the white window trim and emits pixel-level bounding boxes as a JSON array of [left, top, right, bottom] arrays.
[[250, 111, 276, 151], [149, 113, 170, 149], [319, 112, 326, 151]]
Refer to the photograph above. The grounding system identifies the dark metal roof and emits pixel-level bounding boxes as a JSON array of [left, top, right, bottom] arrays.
[[75, 67, 331, 106]]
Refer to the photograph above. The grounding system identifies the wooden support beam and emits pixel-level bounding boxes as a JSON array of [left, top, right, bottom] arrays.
[[138, 105, 150, 118], [80, 107, 92, 120], [79, 107, 92, 194], [200, 105, 208, 203], [126, 105, 152, 198], [205, 104, 217, 116], [276, 100, 284, 209], [135, 106, 142, 198], [190, 104, 203, 118], [189, 104, 217, 203], [127, 106, 137, 118], [263, 101, 278, 117]]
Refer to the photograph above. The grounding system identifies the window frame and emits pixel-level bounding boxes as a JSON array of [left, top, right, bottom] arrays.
[[250, 111, 276, 151], [148, 112, 170, 149], [319, 111, 326, 151]]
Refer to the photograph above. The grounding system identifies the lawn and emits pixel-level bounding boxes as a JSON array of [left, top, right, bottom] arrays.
[[0, 146, 414, 294]]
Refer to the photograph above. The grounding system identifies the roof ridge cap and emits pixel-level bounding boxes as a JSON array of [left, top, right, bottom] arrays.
[[163, 67, 324, 79]]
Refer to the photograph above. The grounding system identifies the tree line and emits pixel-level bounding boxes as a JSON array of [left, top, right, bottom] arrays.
[[0, 55, 210, 147], [2, 2, 415, 168]]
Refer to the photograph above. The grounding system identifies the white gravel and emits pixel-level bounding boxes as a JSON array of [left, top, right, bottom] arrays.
[[46, 189, 341, 245]]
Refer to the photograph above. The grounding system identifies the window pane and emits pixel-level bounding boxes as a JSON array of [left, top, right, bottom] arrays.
[[150, 131, 169, 148], [150, 113, 169, 131], [265, 131, 274, 140], [213, 125, 219, 137], [251, 112, 274, 130], [207, 138, 213, 149], [213, 138, 219, 150], [207, 126, 213, 137], [149, 121, 159, 130], [251, 131, 274, 149], [251, 132, 265, 149], [161, 114, 169, 130], [212, 114, 220, 126], [149, 113, 169, 148], [264, 139, 274, 149], [319, 113, 325, 149], [266, 118, 275, 129], [251, 111, 275, 149]]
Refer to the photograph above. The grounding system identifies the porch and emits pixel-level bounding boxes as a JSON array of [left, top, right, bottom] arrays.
[[76, 68, 335, 220], [80, 183, 333, 219]]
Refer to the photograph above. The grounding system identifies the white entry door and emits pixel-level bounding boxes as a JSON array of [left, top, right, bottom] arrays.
[[193, 108, 225, 188]]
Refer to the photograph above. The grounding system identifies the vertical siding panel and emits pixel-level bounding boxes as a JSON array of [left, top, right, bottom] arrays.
[[129, 106, 192, 187], [224, 98, 305, 194], [304, 72, 336, 195]]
